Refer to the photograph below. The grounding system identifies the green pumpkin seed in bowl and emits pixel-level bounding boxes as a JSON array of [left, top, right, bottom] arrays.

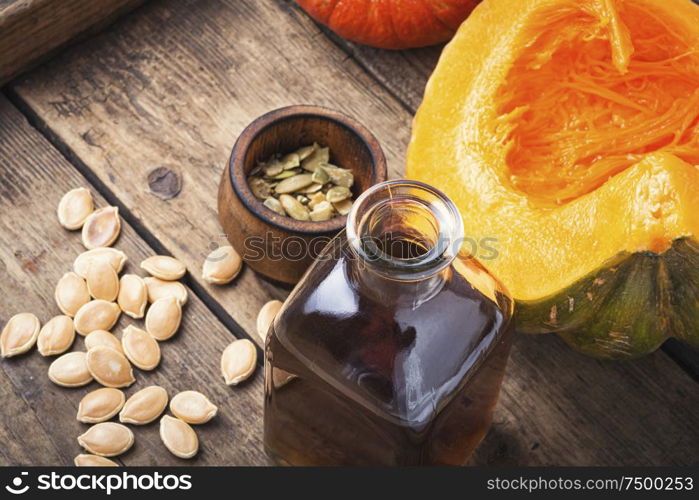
[[247, 143, 355, 221]]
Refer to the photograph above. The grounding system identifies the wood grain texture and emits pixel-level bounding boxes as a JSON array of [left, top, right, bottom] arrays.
[[0, 0, 145, 84], [8, 0, 699, 465], [0, 96, 268, 466]]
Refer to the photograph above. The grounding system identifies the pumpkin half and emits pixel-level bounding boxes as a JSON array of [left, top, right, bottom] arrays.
[[407, 0, 699, 358], [296, 0, 481, 49]]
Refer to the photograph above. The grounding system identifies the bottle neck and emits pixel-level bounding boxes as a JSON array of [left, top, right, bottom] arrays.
[[346, 180, 464, 284]]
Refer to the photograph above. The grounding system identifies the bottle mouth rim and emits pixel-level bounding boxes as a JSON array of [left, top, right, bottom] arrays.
[[346, 179, 464, 280]]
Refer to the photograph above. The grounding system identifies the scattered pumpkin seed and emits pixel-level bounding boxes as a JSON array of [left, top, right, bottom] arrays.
[[202, 245, 242, 285], [145, 297, 182, 341], [74, 300, 121, 335], [326, 186, 352, 203], [77, 387, 126, 423], [310, 201, 334, 221], [74, 454, 119, 467], [275, 173, 313, 194], [169, 391, 218, 424], [57, 187, 94, 230], [221, 339, 257, 385], [86, 257, 120, 301], [1, 312, 40, 358], [86, 345, 135, 388], [160, 415, 199, 459], [263, 196, 286, 216], [144, 277, 188, 305], [55, 272, 91, 317], [48, 351, 93, 387], [84, 330, 123, 354], [117, 274, 147, 319], [37, 315, 75, 356], [121, 325, 161, 371], [119, 385, 168, 425], [74, 248, 127, 278], [279, 194, 310, 221], [333, 199, 353, 216], [311, 167, 329, 184], [78, 422, 134, 457], [82, 206, 121, 249], [256, 300, 282, 343], [140, 255, 186, 281]]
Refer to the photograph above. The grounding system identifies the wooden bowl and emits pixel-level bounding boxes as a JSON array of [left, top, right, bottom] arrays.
[[218, 105, 388, 284]]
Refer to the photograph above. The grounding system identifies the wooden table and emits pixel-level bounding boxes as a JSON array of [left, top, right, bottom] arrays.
[[1, 0, 698, 466]]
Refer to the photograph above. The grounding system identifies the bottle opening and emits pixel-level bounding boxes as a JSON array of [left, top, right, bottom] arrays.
[[346, 180, 464, 280]]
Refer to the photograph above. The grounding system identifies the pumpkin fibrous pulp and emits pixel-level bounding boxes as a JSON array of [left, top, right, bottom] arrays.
[[407, 0, 699, 358]]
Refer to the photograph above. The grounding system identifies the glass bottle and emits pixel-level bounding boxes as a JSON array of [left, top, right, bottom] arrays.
[[263, 180, 514, 466]]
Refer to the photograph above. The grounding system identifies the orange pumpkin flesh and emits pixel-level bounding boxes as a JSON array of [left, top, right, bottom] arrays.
[[407, 0, 699, 358], [296, 0, 481, 49]]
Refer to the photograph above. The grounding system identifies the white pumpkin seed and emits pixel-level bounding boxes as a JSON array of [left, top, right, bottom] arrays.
[[256, 300, 282, 343], [86, 345, 135, 388], [169, 391, 218, 424], [332, 199, 353, 216], [1, 312, 40, 358], [202, 245, 242, 285], [309, 201, 334, 221], [74, 454, 119, 467], [78, 422, 134, 457], [275, 173, 313, 194], [86, 258, 120, 301], [84, 330, 123, 354], [57, 187, 94, 230], [143, 277, 188, 305], [263, 196, 286, 216], [55, 272, 91, 317], [77, 387, 126, 423], [119, 385, 168, 425], [221, 339, 257, 385], [140, 255, 186, 281], [160, 415, 198, 459], [326, 186, 351, 203], [117, 274, 147, 318], [121, 325, 160, 371], [74, 300, 121, 335], [48, 351, 93, 387], [82, 206, 121, 249], [145, 297, 182, 341], [37, 315, 75, 356], [74, 248, 127, 278], [279, 194, 310, 221]]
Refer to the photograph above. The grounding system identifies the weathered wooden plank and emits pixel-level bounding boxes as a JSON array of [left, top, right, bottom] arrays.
[[0, 96, 268, 466], [0, 0, 145, 84], [9, 0, 699, 465]]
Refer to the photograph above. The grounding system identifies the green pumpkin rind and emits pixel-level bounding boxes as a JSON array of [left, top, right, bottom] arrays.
[[514, 238, 699, 359]]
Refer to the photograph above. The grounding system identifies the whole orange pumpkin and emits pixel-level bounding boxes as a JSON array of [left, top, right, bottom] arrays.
[[296, 0, 481, 49]]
